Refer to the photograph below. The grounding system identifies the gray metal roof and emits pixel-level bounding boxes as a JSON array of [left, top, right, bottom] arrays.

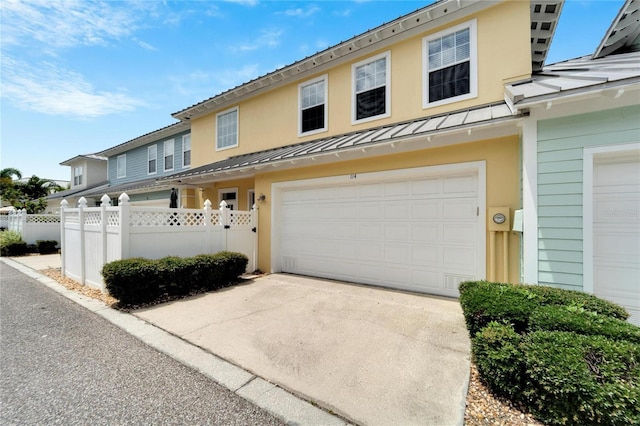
[[505, 51, 640, 108], [160, 102, 518, 182], [95, 120, 190, 157], [594, 0, 640, 59], [49, 178, 172, 201], [47, 180, 109, 201]]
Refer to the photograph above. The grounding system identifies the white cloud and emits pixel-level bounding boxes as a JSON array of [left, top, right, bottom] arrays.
[[224, 0, 259, 6], [232, 29, 284, 52], [0, 0, 144, 49], [283, 6, 320, 18], [1, 58, 143, 118]]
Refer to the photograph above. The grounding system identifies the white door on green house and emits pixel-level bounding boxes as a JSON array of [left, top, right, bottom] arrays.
[[588, 146, 640, 326]]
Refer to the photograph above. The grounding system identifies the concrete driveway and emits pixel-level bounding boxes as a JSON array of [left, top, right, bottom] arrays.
[[135, 273, 471, 426]]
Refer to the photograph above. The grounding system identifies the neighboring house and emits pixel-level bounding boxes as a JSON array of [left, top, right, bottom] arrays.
[[506, 0, 640, 324], [155, 0, 565, 298], [80, 121, 192, 207], [47, 154, 108, 212], [51, 121, 192, 209]]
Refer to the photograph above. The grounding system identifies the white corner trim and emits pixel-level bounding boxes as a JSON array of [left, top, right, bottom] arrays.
[[521, 118, 538, 285]]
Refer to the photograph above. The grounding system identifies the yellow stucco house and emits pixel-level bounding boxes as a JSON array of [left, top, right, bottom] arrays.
[[161, 0, 564, 298]]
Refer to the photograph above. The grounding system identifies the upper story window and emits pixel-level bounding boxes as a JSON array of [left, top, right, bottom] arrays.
[[164, 139, 174, 172], [299, 75, 327, 136], [73, 166, 83, 186], [352, 51, 390, 124], [216, 107, 238, 151], [182, 134, 191, 168], [148, 145, 157, 175], [117, 154, 126, 179], [423, 19, 477, 108]]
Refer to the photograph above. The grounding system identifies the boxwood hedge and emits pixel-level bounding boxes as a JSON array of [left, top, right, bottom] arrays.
[[102, 251, 248, 306]]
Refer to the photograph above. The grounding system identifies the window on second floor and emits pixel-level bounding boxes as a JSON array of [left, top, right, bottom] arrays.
[[73, 166, 83, 186], [217, 107, 238, 151], [182, 134, 191, 168], [423, 19, 477, 108], [299, 75, 327, 136], [164, 139, 174, 172], [148, 145, 157, 175], [117, 154, 126, 178], [352, 51, 390, 124]]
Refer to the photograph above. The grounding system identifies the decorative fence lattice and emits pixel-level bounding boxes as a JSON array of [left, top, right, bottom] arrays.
[[59, 193, 258, 290], [7, 210, 61, 245]]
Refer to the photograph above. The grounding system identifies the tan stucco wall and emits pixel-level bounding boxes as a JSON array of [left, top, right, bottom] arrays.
[[193, 177, 255, 211], [252, 135, 521, 282], [189, 0, 530, 167]]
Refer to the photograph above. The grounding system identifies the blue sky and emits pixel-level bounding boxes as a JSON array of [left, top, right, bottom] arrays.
[[1, 0, 625, 182]]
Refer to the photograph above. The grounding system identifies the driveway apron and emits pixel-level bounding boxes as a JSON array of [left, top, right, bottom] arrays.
[[135, 273, 471, 426]]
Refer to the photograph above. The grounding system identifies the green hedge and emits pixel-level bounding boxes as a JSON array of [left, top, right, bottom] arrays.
[[461, 280, 639, 426], [529, 305, 640, 344], [459, 280, 629, 335], [523, 331, 640, 426], [36, 240, 58, 254], [0, 231, 27, 257], [101, 251, 248, 306]]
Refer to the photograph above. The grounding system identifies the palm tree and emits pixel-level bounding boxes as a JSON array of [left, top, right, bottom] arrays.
[[1, 168, 22, 206], [18, 175, 63, 200], [0, 168, 22, 181]]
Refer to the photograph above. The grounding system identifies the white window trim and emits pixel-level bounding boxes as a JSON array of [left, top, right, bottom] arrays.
[[163, 139, 175, 172], [117, 154, 126, 179], [298, 74, 328, 137], [216, 106, 239, 151], [147, 145, 157, 175], [422, 19, 478, 109], [182, 134, 191, 168], [351, 51, 391, 125]]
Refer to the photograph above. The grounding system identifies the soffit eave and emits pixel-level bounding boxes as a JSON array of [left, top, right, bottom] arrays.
[[162, 114, 523, 185]]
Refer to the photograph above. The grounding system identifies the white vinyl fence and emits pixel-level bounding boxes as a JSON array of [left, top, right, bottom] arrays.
[[7, 209, 61, 245], [61, 193, 258, 290]]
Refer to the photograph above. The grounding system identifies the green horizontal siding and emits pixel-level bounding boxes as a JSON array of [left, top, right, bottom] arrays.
[[537, 105, 640, 290]]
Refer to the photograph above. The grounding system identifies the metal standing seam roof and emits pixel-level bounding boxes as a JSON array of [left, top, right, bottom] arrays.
[[505, 51, 640, 106], [49, 178, 173, 201], [159, 102, 517, 182]]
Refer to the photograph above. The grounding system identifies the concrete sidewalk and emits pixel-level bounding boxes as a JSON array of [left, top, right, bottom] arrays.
[[4, 254, 471, 425]]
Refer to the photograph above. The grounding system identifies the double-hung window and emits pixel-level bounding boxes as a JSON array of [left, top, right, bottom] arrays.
[[182, 134, 191, 168], [423, 20, 477, 108], [164, 139, 174, 172], [299, 75, 327, 135], [148, 145, 157, 175], [117, 154, 126, 179], [352, 51, 390, 123], [216, 107, 238, 151], [73, 166, 83, 186]]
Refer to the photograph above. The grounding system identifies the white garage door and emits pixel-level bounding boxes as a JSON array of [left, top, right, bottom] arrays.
[[592, 149, 640, 326], [276, 164, 485, 298]]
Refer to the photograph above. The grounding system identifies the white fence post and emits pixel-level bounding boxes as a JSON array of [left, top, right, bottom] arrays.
[[119, 193, 130, 259], [78, 197, 87, 285], [100, 195, 110, 267], [220, 200, 229, 251], [60, 199, 68, 278], [251, 203, 258, 272], [204, 199, 212, 253]]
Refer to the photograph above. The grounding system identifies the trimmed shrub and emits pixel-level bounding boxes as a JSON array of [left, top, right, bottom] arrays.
[[36, 240, 58, 254], [522, 331, 640, 426], [102, 258, 161, 305], [0, 231, 27, 256], [530, 305, 640, 344], [101, 252, 249, 306], [472, 322, 525, 401], [459, 281, 629, 335]]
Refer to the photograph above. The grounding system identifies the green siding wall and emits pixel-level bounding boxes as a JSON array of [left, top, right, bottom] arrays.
[[537, 105, 640, 291]]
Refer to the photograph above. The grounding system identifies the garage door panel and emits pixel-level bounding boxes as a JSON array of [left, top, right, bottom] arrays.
[[412, 178, 440, 195], [412, 200, 441, 219], [592, 151, 640, 326], [278, 166, 481, 298]]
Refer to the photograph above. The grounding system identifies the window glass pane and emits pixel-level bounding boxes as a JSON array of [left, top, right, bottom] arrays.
[[427, 26, 471, 103], [117, 155, 126, 177], [164, 140, 174, 170], [356, 86, 386, 120], [428, 61, 470, 103], [182, 135, 191, 167], [355, 57, 386, 93], [302, 104, 324, 133], [217, 109, 237, 149]]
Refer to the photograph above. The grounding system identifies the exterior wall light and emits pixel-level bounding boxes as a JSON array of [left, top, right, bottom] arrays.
[[257, 193, 266, 204]]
